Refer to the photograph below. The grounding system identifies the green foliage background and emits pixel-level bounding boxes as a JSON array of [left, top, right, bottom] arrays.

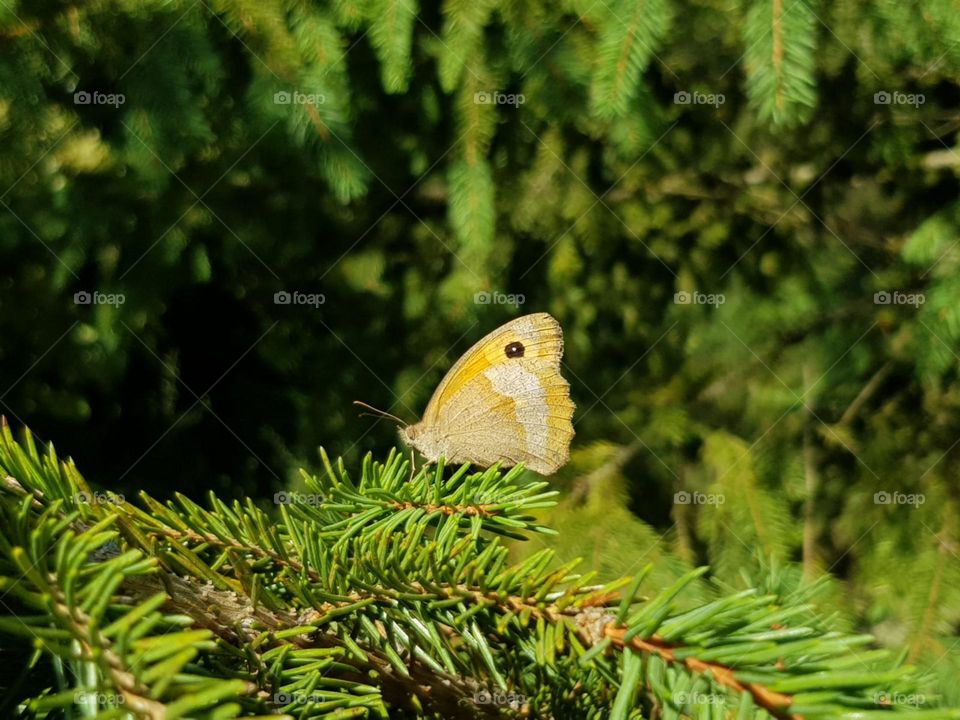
[[1, 0, 959, 706]]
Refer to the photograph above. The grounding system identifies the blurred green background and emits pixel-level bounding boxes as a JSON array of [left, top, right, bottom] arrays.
[[1, 0, 958, 695]]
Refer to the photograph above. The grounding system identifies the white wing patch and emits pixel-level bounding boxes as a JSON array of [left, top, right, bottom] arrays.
[[483, 363, 548, 454]]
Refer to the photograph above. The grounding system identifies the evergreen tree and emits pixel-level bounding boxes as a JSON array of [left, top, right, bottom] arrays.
[[1, 1, 959, 715]]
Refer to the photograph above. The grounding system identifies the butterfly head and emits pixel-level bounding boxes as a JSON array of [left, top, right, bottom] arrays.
[[399, 421, 441, 462]]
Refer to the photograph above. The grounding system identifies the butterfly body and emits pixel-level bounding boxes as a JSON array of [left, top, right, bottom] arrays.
[[401, 313, 575, 475]]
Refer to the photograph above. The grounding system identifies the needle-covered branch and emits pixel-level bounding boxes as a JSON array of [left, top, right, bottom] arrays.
[[0, 423, 955, 719]]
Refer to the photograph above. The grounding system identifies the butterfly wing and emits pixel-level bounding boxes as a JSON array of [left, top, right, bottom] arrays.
[[417, 313, 575, 475]]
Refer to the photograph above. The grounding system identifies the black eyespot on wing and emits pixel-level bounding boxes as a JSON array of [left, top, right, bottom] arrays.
[[504, 341, 525, 358]]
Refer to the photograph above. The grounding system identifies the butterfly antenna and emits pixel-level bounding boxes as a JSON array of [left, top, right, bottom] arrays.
[[353, 401, 406, 427]]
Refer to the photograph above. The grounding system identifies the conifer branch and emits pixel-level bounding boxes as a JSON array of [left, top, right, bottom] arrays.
[[0, 423, 956, 718]]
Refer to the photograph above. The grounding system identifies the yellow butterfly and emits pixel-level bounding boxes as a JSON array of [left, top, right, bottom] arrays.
[[398, 313, 575, 475]]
